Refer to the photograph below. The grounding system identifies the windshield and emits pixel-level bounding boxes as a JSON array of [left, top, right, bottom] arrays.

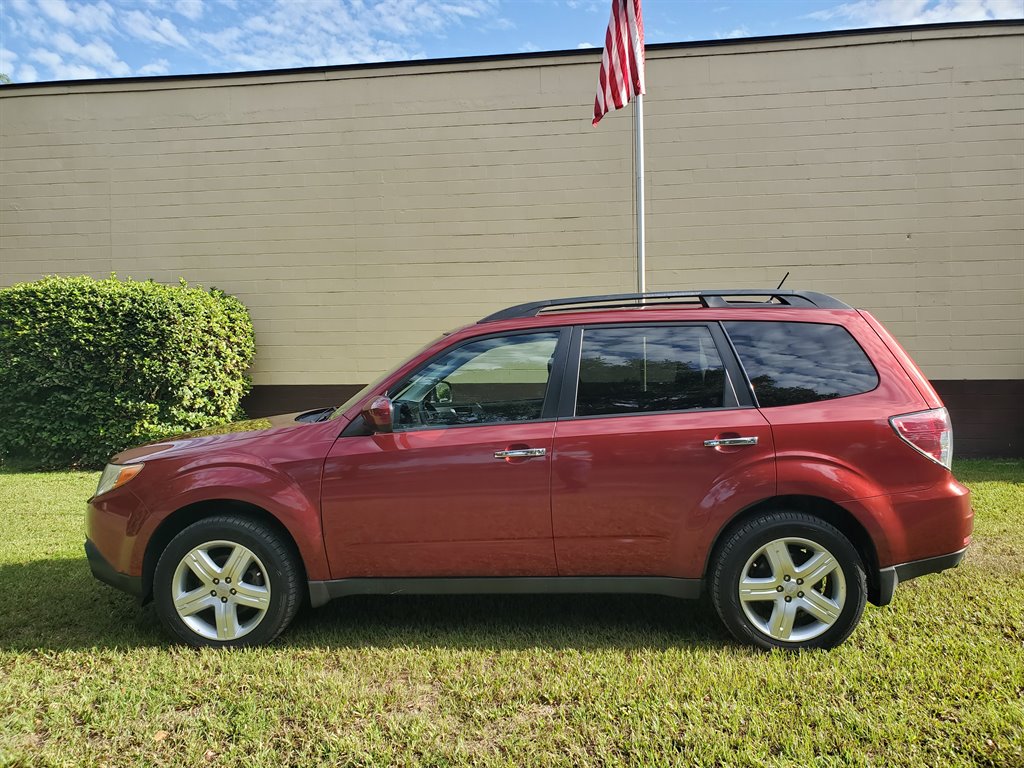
[[328, 334, 448, 420]]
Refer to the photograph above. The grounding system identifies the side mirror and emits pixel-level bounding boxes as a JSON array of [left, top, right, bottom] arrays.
[[361, 396, 394, 433], [433, 380, 453, 405]]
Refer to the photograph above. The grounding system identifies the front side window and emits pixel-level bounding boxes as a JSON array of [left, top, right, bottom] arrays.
[[575, 325, 727, 417], [390, 332, 560, 429], [724, 321, 879, 407]]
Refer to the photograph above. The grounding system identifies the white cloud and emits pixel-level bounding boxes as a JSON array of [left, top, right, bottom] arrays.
[[722, 25, 751, 38], [5, 3, 51, 46], [17, 63, 40, 81], [137, 58, 171, 75], [29, 48, 100, 79], [369, 0, 497, 37], [51, 31, 131, 75], [175, 0, 204, 20], [28, 48, 62, 68], [486, 16, 515, 31], [806, 0, 1023, 25], [37, 0, 76, 25], [0, 47, 17, 74], [196, 0, 501, 71], [577, 41, 596, 48], [4, 0, 512, 81], [518, 41, 540, 52], [123, 9, 189, 47], [37, 0, 115, 32], [6, 4, 136, 80]]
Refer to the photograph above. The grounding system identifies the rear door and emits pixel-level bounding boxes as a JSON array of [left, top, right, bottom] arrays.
[[550, 322, 775, 578]]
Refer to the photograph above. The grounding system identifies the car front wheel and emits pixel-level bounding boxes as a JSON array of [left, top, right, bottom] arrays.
[[153, 515, 302, 648], [710, 511, 867, 650]]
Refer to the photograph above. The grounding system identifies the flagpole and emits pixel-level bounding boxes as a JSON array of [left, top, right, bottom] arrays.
[[592, 0, 646, 295], [634, 92, 646, 295]]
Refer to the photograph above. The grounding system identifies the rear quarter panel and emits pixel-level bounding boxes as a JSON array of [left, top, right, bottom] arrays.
[[757, 314, 957, 566]]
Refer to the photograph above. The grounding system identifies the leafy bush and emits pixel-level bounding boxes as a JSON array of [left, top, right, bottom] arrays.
[[0, 275, 255, 468]]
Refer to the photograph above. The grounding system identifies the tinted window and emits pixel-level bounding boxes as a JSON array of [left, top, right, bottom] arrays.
[[724, 321, 878, 407], [391, 332, 559, 429], [576, 326, 726, 417]]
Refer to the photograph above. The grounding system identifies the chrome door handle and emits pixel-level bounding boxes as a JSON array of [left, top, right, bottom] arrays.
[[494, 448, 547, 459], [704, 436, 759, 447]]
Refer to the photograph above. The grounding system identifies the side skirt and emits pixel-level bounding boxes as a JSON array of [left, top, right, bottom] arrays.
[[308, 576, 703, 608]]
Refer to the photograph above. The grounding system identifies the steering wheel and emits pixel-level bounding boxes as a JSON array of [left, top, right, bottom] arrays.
[[418, 400, 438, 425], [393, 395, 447, 428]]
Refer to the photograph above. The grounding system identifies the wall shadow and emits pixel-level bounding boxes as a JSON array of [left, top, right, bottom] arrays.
[[0, 558, 731, 652]]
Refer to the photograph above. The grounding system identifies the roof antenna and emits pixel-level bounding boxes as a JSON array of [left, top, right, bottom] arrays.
[[776, 271, 790, 290]]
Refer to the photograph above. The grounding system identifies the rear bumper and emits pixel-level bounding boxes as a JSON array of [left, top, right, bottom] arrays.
[[874, 547, 967, 606], [85, 538, 143, 598]]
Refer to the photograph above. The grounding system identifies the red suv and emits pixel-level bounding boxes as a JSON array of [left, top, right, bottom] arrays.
[[86, 290, 972, 650]]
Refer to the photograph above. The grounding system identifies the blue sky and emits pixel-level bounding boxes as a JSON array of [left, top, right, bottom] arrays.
[[1, 0, 1021, 83]]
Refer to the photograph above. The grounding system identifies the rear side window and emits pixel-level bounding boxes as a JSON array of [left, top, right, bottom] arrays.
[[724, 321, 878, 407], [576, 325, 726, 416]]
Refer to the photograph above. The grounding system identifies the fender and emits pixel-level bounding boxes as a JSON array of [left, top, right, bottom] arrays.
[[774, 451, 900, 566], [126, 450, 332, 581]]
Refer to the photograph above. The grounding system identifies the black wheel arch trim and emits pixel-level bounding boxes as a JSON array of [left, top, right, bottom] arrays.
[[702, 495, 881, 583], [140, 499, 309, 604]]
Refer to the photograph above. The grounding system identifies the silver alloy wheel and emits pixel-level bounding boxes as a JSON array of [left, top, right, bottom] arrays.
[[171, 540, 271, 642], [738, 536, 847, 643]]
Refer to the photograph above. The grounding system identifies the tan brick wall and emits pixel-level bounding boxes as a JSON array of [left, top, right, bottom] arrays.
[[2, 23, 1022, 385]]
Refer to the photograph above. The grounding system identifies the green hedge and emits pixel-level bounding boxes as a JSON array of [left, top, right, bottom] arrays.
[[0, 276, 256, 468]]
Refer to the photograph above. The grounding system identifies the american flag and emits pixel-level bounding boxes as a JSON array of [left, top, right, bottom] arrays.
[[592, 0, 646, 126]]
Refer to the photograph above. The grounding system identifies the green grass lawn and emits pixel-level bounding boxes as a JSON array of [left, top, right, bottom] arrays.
[[1, 461, 1022, 767]]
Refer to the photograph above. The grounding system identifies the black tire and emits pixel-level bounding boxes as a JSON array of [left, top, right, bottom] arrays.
[[153, 514, 303, 648], [710, 511, 867, 651]]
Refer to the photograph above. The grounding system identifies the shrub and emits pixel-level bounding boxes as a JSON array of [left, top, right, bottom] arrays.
[[0, 275, 256, 468]]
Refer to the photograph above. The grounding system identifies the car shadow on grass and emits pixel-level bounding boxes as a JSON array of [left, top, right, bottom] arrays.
[[0, 557, 166, 650], [0, 557, 731, 652], [287, 592, 729, 652]]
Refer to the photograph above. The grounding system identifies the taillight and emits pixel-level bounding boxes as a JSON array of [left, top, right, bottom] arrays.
[[890, 407, 953, 469]]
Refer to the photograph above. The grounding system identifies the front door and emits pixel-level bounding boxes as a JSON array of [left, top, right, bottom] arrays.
[[551, 323, 776, 578], [321, 329, 566, 578]]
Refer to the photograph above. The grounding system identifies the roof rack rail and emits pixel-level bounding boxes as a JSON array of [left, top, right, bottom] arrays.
[[478, 289, 851, 323]]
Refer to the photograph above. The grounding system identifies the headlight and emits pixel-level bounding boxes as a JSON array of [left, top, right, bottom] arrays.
[[95, 463, 144, 498]]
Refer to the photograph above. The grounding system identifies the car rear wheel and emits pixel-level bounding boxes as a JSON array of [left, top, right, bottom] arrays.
[[153, 515, 302, 648], [710, 511, 867, 650]]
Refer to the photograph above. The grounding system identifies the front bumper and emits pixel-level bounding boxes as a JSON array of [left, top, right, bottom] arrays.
[[874, 547, 967, 606], [85, 538, 143, 598]]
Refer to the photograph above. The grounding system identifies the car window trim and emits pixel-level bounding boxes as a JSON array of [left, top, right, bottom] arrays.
[[555, 321, 754, 420], [715, 321, 759, 408], [567, 404, 757, 423], [373, 326, 572, 434], [721, 319, 882, 408], [710, 322, 751, 408], [556, 325, 584, 419]]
